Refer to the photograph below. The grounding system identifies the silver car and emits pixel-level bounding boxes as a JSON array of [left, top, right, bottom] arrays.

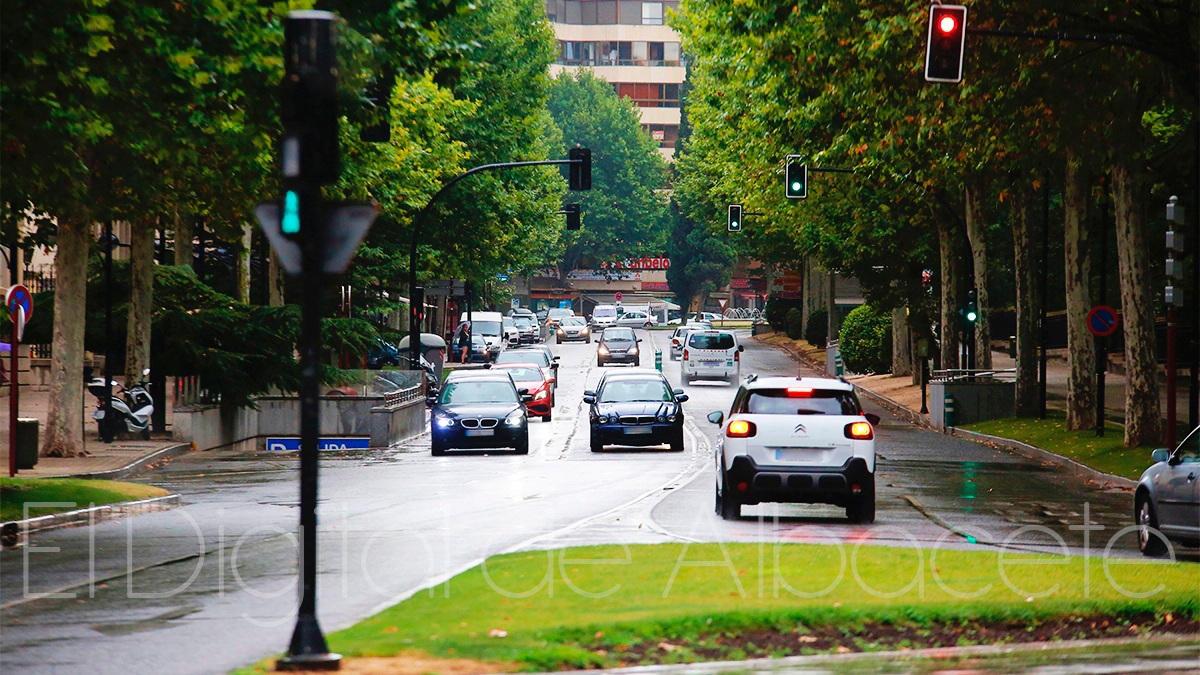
[[1135, 425, 1200, 555]]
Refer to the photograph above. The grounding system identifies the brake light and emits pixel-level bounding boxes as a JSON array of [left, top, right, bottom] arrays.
[[726, 419, 756, 438], [734, 350, 740, 362], [786, 387, 813, 397], [845, 421, 874, 440], [683, 349, 689, 361]]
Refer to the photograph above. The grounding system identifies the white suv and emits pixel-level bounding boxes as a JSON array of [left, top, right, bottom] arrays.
[[706, 376, 879, 523], [682, 330, 742, 384]]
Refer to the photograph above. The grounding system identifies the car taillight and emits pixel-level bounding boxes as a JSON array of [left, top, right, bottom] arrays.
[[845, 421, 874, 440], [787, 387, 813, 397], [726, 419, 756, 438], [734, 350, 740, 362], [683, 349, 689, 360]]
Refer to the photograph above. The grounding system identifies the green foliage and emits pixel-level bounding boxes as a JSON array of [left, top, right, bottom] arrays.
[[805, 309, 828, 349], [784, 308, 804, 340], [764, 292, 801, 330], [839, 305, 892, 375]]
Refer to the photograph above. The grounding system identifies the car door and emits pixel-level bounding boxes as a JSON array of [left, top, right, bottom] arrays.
[[1156, 428, 1200, 538]]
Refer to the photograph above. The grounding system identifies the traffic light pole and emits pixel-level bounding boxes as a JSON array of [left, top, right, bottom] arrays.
[[407, 156, 588, 368]]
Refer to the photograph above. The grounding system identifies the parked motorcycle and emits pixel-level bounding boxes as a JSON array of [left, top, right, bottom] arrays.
[[87, 368, 154, 440]]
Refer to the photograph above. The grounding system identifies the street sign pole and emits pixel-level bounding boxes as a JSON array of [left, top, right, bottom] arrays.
[[8, 309, 16, 477]]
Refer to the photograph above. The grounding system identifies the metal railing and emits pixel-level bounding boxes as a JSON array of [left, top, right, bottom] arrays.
[[175, 375, 221, 407], [930, 368, 1017, 384], [382, 383, 423, 408]]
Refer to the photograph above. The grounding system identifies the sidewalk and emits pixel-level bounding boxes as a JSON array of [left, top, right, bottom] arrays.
[[0, 385, 189, 479]]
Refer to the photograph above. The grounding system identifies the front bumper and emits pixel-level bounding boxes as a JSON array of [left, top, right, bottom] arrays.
[[524, 396, 552, 417], [723, 455, 873, 507], [433, 423, 526, 450], [599, 350, 639, 363], [592, 421, 681, 447]]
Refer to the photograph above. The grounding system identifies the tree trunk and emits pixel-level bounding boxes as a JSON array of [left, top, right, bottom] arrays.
[[964, 184, 992, 369], [1112, 160, 1160, 447], [235, 222, 252, 303], [936, 217, 959, 371], [124, 218, 155, 386], [1063, 150, 1096, 430], [268, 248, 286, 306], [801, 258, 827, 329], [892, 307, 912, 376], [173, 212, 194, 267], [42, 217, 90, 457], [1013, 191, 1040, 417]]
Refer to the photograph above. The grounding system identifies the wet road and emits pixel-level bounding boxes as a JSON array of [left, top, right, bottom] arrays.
[[0, 328, 1165, 674]]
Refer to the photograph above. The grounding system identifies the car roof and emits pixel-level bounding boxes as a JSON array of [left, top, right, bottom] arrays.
[[689, 328, 736, 335], [743, 376, 853, 392]]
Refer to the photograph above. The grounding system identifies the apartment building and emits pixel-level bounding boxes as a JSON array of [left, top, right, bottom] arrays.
[[544, 0, 685, 160]]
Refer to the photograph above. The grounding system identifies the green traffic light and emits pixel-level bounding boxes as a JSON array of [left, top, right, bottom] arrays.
[[282, 190, 300, 234], [966, 310, 977, 322], [791, 181, 802, 192]]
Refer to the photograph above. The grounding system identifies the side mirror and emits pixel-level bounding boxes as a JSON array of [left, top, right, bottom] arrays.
[[865, 413, 881, 426], [425, 395, 439, 406], [706, 411, 724, 425], [1151, 448, 1170, 464], [552, 356, 560, 361], [583, 395, 595, 404], [673, 388, 684, 395], [637, 338, 644, 342], [738, 345, 744, 352], [520, 394, 533, 403], [518, 388, 529, 395], [675, 394, 689, 403], [583, 389, 595, 397]]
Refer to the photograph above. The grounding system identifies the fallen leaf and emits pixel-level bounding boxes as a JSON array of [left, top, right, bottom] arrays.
[[488, 629, 508, 638], [658, 642, 677, 652], [836, 646, 851, 654]]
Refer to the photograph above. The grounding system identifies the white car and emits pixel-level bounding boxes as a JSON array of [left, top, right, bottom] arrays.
[[707, 376, 879, 523], [682, 330, 742, 384], [614, 310, 656, 328], [591, 304, 618, 330]]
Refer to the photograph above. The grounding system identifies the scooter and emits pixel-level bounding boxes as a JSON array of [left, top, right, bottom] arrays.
[[87, 368, 154, 441]]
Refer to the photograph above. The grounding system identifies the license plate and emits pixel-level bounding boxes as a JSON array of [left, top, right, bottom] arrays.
[[465, 429, 494, 437], [701, 359, 722, 365], [774, 448, 831, 461], [93, 410, 105, 420], [625, 427, 652, 435]]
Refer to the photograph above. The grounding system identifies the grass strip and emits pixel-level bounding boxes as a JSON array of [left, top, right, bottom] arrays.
[[0, 477, 169, 522], [962, 411, 1156, 480], [237, 542, 1199, 673]]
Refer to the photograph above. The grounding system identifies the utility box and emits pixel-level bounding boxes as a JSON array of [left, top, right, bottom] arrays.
[[15, 418, 38, 470], [929, 381, 1014, 432]]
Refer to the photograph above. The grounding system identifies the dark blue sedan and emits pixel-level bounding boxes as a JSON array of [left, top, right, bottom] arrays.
[[584, 369, 687, 452]]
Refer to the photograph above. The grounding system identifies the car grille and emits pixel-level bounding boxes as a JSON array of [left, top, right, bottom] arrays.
[[620, 415, 656, 425], [460, 418, 499, 429]]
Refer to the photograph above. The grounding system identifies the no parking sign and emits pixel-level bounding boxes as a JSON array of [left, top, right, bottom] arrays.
[[1086, 305, 1119, 337]]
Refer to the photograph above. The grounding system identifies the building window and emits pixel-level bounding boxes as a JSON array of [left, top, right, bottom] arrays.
[[642, 2, 663, 25], [558, 40, 682, 66], [616, 82, 679, 107], [645, 124, 679, 148]]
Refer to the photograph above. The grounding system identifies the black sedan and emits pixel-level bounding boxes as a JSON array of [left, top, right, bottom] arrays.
[[428, 373, 531, 455], [585, 370, 688, 452], [596, 327, 641, 366]]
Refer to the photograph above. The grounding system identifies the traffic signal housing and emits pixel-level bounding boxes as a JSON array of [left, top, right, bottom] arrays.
[[728, 204, 743, 232], [568, 147, 591, 190], [924, 4, 967, 83], [281, 12, 340, 186], [564, 203, 581, 230], [785, 155, 807, 199], [964, 288, 978, 324]]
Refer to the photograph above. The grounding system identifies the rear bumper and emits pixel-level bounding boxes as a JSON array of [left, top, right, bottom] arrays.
[[724, 455, 873, 507], [685, 363, 738, 379]]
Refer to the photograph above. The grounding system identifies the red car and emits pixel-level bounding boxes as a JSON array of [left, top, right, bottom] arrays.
[[491, 362, 555, 421]]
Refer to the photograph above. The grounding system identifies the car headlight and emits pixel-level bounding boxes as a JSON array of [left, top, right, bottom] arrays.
[[628, 347, 639, 355], [582, 328, 589, 335], [534, 390, 549, 400], [436, 416, 455, 428], [608, 413, 622, 423], [505, 411, 525, 427], [657, 413, 669, 423], [598, 345, 609, 355]]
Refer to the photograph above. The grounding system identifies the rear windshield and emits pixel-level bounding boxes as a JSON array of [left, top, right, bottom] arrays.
[[498, 367, 542, 382], [742, 389, 861, 415], [441, 380, 517, 404], [689, 333, 735, 350], [497, 351, 548, 367]]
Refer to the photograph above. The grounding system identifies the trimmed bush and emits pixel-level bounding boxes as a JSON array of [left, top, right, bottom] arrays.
[[785, 308, 804, 339], [839, 304, 892, 374], [805, 308, 828, 349], [765, 292, 801, 330]]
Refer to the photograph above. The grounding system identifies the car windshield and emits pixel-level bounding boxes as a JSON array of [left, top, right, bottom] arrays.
[[599, 379, 673, 403], [471, 335, 487, 347], [690, 333, 735, 349], [549, 309, 572, 318], [514, 317, 533, 328], [744, 389, 860, 415], [473, 320, 502, 336], [594, 307, 617, 318], [562, 317, 586, 326], [497, 351, 549, 367], [604, 328, 635, 342], [503, 318, 515, 327], [497, 367, 542, 383], [440, 380, 517, 404]]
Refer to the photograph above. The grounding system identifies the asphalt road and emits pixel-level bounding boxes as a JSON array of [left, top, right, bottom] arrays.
[[0, 328, 1165, 674]]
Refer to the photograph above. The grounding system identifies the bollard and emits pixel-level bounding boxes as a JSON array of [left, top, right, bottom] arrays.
[[655, 349, 663, 371], [944, 395, 956, 429]]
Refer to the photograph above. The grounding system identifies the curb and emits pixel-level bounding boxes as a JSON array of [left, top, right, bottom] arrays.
[[852, 383, 933, 430], [68, 442, 195, 480], [1, 493, 182, 547], [948, 427, 1137, 489]]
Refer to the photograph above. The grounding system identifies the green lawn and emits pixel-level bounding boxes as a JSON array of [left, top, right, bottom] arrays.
[[0, 477, 169, 522], [962, 412, 1157, 480], [238, 543, 1199, 673]]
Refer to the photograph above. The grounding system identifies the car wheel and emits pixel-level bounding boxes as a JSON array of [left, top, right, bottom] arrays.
[[590, 432, 603, 453], [1137, 494, 1167, 556], [670, 429, 684, 452], [141, 427, 151, 441], [515, 434, 530, 455], [719, 481, 741, 521], [643, 322, 651, 328], [634, 358, 641, 367], [431, 438, 446, 456], [846, 475, 876, 524], [544, 409, 553, 422]]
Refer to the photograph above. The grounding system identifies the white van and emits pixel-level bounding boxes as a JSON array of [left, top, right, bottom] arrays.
[[460, 311, 505, 352], [682, 330, 744, 384], [590, 304, 618, 330]]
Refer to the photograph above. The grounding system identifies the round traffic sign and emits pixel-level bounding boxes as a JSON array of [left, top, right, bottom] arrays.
[[614, 291, 623, 302], [5, 284, 33, 324], [1086, 305, 1119, 337]]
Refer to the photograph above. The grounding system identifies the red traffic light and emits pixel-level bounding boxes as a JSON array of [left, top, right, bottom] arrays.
[[938, 15, 957, 34], [924, 4, 968, 83]]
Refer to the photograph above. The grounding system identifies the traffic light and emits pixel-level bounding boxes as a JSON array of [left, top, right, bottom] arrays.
[[564, 203, 581, 230], [359, 78, 391, 143], [964, 288, 978, 324], [282, 190, 301, 235], [925, 4, 967, 83], [728, 204, 743, 232], [568, 147, 591, 190], [281, 12, 340, 186], [785, 155, 807, 199]]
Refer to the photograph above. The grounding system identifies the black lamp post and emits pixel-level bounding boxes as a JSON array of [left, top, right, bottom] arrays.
[[100, 224, 128, 443]]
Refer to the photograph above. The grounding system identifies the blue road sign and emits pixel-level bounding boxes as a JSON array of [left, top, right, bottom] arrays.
[[1086, 305, 1119, 337], [266, 437, 371, 452]]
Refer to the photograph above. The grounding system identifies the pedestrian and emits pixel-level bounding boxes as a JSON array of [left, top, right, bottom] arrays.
[[457, 321, 471, 363]]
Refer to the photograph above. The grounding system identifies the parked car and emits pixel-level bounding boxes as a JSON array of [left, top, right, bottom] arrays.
[[545, 307, 574, 327], [495, 346, 558, 391], [1135, 425, 1200, 556], [460, 311, 506, 353], [614, 310, 656, 328], [491, 362, 554, 421], [584, 369, 688, 452], [691, 311, 723, 323], [554, 316, 591, 342], [513, 316, 539, 343], [707, 376, 879, 522], [596, 327, 641, 367], [669, 326, 693, 361], [466, 334, 496, 363], [428, 372, 531, 455], [682, 330, 743, 384], [590, 304, 619, 331], [365, 339, 401, 369]]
